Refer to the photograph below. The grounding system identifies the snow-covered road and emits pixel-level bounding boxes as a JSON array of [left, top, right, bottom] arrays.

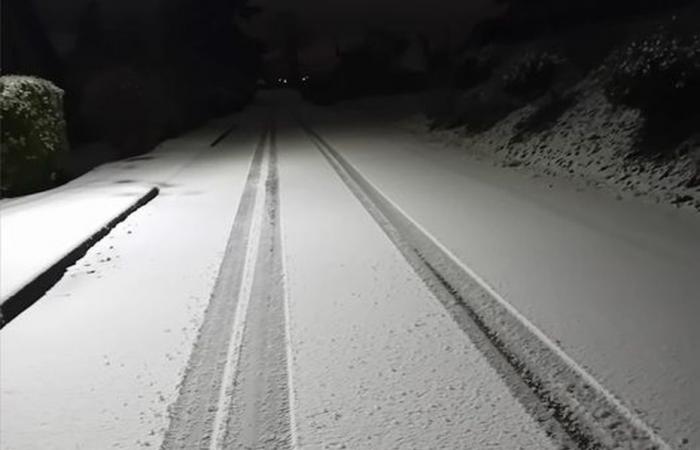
[[1, 92, 698, 449]]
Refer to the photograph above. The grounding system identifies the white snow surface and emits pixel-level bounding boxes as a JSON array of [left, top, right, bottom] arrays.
[[0, 113, 261, 449], [0, 116, 239, 304], [277, 118, 560, 449], [306, 101, 700, 447], [1, 183, 153, 302], [2, 91, 699, 449]]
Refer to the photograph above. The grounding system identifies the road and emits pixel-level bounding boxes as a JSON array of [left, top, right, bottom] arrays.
[[1, 92, 699, 449]]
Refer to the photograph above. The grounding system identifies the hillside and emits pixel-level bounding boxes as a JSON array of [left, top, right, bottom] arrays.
[[416, 2, 700, 211]]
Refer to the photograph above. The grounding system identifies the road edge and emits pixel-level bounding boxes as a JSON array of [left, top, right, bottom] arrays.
[[0, 186, 159, 328]]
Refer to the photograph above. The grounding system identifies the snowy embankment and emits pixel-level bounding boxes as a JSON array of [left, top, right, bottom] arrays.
[[410, 86, 699, 213]]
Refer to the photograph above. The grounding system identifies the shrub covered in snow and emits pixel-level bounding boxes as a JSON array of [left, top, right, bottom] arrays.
[[604, 29, 700, 116], [1, 76, 68, 196], [502, 51, 564, 99]]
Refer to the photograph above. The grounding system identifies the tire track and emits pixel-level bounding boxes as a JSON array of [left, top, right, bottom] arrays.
[[299, 120, 670, 450], [220, 117, 293, 449], [162, 116, 292, 450]]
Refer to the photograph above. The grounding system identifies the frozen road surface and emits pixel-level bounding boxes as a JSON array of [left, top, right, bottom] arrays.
[[1, 92, 699, 449]]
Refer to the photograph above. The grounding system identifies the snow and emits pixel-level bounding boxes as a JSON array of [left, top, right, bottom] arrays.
[[2, 91, 698, 448], [0, 183, 154, 302], [0, 115, 238, 306], [209, 135, 270, 450], [410, 80, 700, 212], [277, 117, 561, 448], [0, 113, 261, 449], [306, 102, 700, 446]]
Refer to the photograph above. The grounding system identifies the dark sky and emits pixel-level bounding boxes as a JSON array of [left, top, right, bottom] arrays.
[[34, 0, 500, 58], [254, 0, 499, 36], [251, 0, 500, 70], [33, 0, 161, 54], [34, 0, 159, 31]]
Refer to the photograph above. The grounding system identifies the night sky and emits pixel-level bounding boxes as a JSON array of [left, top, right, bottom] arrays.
[[256, 0, 499, 35], [34, 0, 500, 56]]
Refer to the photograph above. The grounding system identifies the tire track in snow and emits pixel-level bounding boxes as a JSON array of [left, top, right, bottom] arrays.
[[162, 116, 292, 449], [208, 125, 271, 449], [300, 120, 671, 450], [220, 117, 294, 449]]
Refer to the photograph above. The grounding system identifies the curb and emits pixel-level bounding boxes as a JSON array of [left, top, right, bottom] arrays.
[[0, 186, 159, 328]]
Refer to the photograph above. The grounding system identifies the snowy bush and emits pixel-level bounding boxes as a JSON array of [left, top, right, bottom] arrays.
[[502, 51, 564, 99], [604, 29, 700, 116], [1, 76, 68, 196]]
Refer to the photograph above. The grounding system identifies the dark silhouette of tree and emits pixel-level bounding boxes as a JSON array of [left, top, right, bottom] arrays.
[[75, 1, 105, 57], [276, 11, 302, 86], [67, 0, 111, 81], [302, 29, 430, 104], [476, 0, 695, 44], [1, 0, 62, 83], [156, 0, 262, 93], [59, 0, 264, 163]]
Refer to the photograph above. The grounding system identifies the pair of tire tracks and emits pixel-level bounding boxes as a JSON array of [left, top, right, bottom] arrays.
[[164, 113, 671, 449], [162, 117, 293, 449], [299, 120, 671, 450]]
